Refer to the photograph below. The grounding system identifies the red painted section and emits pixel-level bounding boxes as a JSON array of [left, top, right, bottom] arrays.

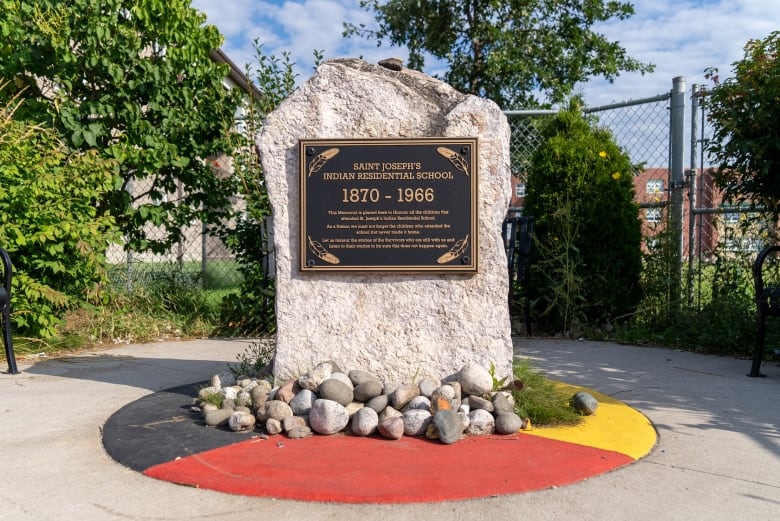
[[144, 434, 633, 503]]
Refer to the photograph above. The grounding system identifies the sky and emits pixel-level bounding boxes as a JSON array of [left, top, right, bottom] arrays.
[[190, 0, 777, 109]]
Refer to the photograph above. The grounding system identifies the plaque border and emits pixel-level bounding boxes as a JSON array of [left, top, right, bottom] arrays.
[[298, 137, 479, 273]]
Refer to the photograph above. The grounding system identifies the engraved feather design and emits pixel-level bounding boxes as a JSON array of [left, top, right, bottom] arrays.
[[436, 147, 469, 176], [307, 236, 340, 265], [437, 235, 469, 264], [308, 148, 340, 175]]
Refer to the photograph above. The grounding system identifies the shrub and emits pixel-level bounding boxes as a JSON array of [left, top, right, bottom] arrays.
[[0, 93, 118, 337], [523, 103, 643, 334]]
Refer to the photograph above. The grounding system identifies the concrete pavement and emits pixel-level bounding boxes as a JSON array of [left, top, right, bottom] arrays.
[[0, 337, 777, 521]]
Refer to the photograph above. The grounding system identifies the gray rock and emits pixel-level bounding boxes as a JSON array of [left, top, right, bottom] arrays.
[[353, 380, 383, 402], [495, 412, 523, 434], [351, 407, 379, 436], [329, 371, 354, 389], [402, 409, 432, 436], [318, 378, 354, 406], [365, 394, 389, 413], [265, 418, 283, 435], [309, 399, 349, 435], [434, 410, 464, 444], [282, 415, 308, 433], [466, 408, 495, 435], [289, 389, 316, 416], [458, 362, 493, 397], [348, 369, 379, 386], [199, 403, 218, 417], [377, 416, 404, 440], [228, 411, 256, 432], [457, 411, 470, 431], [491, 391, 515, 413], [215, 370, 236, 388], [263, 400, 293, 421], [286, 426, 312, 439], [403, 395, 431, 412], [390, 382, 420, 410], [571, 391, 599, 415], [204, 408, 232, 427], [417, 377, 440, 398], [251, 379, 273, 397], [468, 395, 495, 412], [383, 381, 402, 396]]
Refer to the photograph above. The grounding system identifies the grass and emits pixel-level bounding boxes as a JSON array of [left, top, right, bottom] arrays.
[[511, 359, 583, 426]]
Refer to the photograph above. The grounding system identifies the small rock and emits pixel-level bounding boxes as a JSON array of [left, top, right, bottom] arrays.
[[282, 415, 307, 433], [318, 378, 354, 406], [286, 426, 312, 439], [236, 390, 252, 408], [365, 394, 388, 413], [378, 57, 403, 71], [458, 362, 493, 397], [204, 408, 232, 427], [345, 401, 364, 416], [468, 395, 495, 412], [390, 382, 420, 410], [330, 372, 354, 389], [495, 412, 523, 434], [228, 411, 256, 432], [433, 409, 464, 444], [215, 370, 236, 388], [402, 409, 432, 436], [348, 369, 379, 386], [378, 406, 402, 421], [353, 380, 383, 402], [209, 375, 221, 390], [221, 386, 238, 401], [198, 386, 220, 401], [265, 418, 283, 435], [377, 416, 404, 440], [289, 389, 317, 416], [351, 407, 379, 436], [417, 377, 440, 398], [275, 379, 299, 403], [466, 408, 495, 435], [309, 399, 349, 435], [263, 400, 293, 422], [571, 391, 598, 415], [458, 411, 470, 431], [491, 391, 515, 413], [298, 362, 335, 391], [403, 395, 431, 412]]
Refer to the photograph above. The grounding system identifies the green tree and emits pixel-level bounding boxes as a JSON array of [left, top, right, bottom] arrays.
[[523, 103, 642, 333], [0, 0, 240, 253], [705, 31, 780, 221], [0, 92, 118, 337], [218, 43, 324, 336], [345, 0, 654, 108]]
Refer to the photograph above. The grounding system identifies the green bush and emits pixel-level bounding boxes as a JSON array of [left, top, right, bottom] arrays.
[[523, 103, 643, 334], [0, 93, 118, 337]]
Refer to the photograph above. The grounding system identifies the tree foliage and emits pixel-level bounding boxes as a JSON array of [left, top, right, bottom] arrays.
[[523, 103, 642, 333], [705, 31, 780, 221], [218, 44, 323, 336], [0, 91, 119, 337], [0, 0, 240, 253], [345, 0, 654, 108]]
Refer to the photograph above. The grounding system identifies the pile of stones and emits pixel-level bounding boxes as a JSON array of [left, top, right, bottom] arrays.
[[194, 360, 535, 445]]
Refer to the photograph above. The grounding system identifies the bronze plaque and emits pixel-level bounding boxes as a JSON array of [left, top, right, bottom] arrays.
[[299, 137, 478, 272]]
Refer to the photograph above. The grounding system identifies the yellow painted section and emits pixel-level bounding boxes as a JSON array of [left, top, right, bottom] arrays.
[[524, 383, 657, 460]]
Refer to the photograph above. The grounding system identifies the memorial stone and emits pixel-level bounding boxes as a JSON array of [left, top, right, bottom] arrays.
[[259, 58, 513, 383]]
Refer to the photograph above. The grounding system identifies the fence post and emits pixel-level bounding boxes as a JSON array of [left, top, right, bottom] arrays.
[[669, 76, 686, 312]]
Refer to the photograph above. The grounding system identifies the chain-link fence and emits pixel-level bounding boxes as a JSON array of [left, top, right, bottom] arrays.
[[105, 176, 244, 306]]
